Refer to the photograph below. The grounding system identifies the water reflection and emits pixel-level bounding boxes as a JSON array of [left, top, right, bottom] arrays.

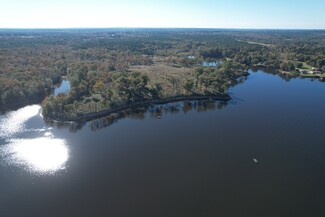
[[1, 137, 69, 175], [0, 105, 69, 175], [88, 100, 228, 131], [0, 105, 41, 138], [250, 66, 296, 82]]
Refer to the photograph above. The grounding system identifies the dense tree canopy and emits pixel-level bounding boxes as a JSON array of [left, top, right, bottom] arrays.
[[0, 29, 324, 117]]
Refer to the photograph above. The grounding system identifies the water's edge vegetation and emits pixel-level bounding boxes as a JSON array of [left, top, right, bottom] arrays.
[[44, 93, 231, 122], [41, 64, 248, 122], [0, 29, 324, 120]]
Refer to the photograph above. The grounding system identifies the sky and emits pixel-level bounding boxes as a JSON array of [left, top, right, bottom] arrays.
[[0, 0, 324, 29]]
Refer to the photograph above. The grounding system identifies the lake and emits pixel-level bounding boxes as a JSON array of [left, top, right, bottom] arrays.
[[0, 70, 325, 217]]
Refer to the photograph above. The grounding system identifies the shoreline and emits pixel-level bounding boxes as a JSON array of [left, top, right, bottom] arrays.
[[279, 70, 324, 80], [0, 96, 46, 114], [44, 93, 231, 123]]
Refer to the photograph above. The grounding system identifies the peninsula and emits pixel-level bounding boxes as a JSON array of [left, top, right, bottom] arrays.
[[0, 29, 324, 120]]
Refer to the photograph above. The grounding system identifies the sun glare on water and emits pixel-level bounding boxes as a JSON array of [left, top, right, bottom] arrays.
[[2, 137, 69, 174], [0, 105, 41, 138], [0, 105, 70, 175]]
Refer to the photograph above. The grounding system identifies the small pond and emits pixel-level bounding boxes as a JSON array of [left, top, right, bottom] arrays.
[[54, 79, 71, 96]]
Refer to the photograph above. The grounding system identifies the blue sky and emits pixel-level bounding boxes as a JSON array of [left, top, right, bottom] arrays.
[[0, 0, 324, 29]]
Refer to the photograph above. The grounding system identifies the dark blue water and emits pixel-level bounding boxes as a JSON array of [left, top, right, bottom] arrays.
[[0, 70, 325, 217]]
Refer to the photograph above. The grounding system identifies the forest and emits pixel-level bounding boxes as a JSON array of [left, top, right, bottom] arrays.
[[0, 29, 324, 119]]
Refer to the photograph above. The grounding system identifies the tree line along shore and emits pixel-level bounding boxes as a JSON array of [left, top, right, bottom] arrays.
[[0, 29, 324, 119]]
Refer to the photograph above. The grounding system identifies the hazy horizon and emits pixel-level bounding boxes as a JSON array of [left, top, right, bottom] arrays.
[[1, 0, 325, 29], [1, 27, 325, 30]]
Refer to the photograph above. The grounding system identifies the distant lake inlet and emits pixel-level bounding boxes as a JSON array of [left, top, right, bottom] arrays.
[[54, 79, 70, 96]]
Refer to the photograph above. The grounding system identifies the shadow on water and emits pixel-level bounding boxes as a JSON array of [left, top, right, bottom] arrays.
[[42, 100, 228, 133], [250, 66, 325, 82], [45, 72, 249, 133], [86, 100, 229, 132]]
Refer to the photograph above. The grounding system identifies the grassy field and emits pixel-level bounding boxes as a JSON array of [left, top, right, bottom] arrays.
[[129, 56, 194, 96], [236, 39, 275, 47], [297, 62, 313, 71], [130, 64, 192, 84]]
